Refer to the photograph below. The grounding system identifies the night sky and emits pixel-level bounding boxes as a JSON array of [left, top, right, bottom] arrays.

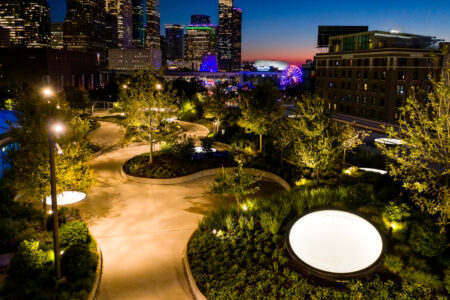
[[48, 0, 450, 65]]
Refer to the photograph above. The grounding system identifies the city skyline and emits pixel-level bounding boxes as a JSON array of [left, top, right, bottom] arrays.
[[37, 0, 450, 65]]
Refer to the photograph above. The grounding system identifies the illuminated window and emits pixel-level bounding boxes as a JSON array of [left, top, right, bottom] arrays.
[[396, 85, 405, 94], [364, 83, 368, 91], [397, 71, 406, 80], [355, 96, 360, 104], [362, 96, 367, 104], [381, 71, 387, 80]]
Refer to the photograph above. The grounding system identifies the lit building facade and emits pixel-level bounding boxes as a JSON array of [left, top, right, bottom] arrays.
[[50, 22, 64, 49], [132, 0, 145, 48], [0, 0, 50, 48], [165, 24, 184, 60], [231, 8, 242, 71], [105, 0, 132, 48], [64, 0, 107, 61], [315, 31, 446, 123], [218, 0, 233, 71], [145, 0, 160, 48], [185, 25, 217, 70], [108, 48, 162, 71]]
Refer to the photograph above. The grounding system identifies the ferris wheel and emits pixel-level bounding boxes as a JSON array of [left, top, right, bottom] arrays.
[[281, 65, 303, 88]]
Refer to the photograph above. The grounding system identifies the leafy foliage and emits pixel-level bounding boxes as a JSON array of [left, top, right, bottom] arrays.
[[61, 242, 97, 281], [380, 63, 450, 228], [119, 68, 178, 163], [408, 222, 447, 257], [287, 94, 365, 184], [238, 82, 284, 152], [9, 240, 47, 279], [60, 221, 91, 248]]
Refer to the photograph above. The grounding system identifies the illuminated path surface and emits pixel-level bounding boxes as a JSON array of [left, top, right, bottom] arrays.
[[76, 120, 281, 300]]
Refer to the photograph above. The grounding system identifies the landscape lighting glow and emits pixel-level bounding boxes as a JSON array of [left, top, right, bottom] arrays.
[[287, 210, 383, 276], [44, 191, 87, 205], [359, 168, 388, 175], [374, 138, 404, 146]]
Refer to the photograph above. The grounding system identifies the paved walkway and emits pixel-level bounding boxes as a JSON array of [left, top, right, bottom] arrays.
[[75, 120, 281, 299]]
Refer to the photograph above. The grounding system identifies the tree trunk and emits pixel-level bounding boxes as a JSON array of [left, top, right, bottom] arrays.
[[316, 169, 320, 186], [42, 199, 47, 230], [149, 135, 153, 164], [259, 134, 263, 153]]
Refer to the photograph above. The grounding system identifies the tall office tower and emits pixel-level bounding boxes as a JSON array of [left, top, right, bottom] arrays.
[[165, 24, 184, 60], [50, 22, 64, 49], [218, 0, 233, 71], [105, 12, 118, 48], [185, 24, 217, 70], [146, 0, 160, 48], [231, 8, 241, 71], [105, 0, 132, 48], [191, 15, 211, 25], [64, 0, 107, 58], [0, 0, 50, 48], [132, 0, 144, 48]]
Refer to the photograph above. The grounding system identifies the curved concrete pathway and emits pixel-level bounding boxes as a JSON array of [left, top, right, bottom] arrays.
[[75, 120, 282, 299]]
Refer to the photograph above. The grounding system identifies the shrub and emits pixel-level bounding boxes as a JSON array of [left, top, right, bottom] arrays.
[[408, 222, 447, 257], [384, 254, 404, 273], [444, 267, 450, 295], [61, 242, 97, 281], [9, 240, 47, 279], [200, 136, 214, 151], [383, 201, 411, 222], [60, 221, 90, 248]]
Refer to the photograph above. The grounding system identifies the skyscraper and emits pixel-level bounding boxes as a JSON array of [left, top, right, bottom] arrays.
[[185, 24, 217, 70], [165, 24, 184, 60], [105, 0, 132, 49], [191, 15, 211, 25], [146, 0, 160, 48], [218, 0, 233, 71], [0, 0, 50, 48], [132, 0, 145, 48], [50, 22, 64, 49], [231, 8, 242, 71], [64, 0, 107, 57]]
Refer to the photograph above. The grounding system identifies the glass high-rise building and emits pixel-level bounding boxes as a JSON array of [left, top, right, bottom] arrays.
[[218, 0, 241, 71], [185, 24, 217, 68], [50, 22, 64, 49], [0, 0, 50, 48], [64, 0, 107, 65], [231, 8, 242, 71], [165, 24, 184, 60], [132, 0, 145, 48], [105, 0, 132, 49], [146, 0, 160, 48]]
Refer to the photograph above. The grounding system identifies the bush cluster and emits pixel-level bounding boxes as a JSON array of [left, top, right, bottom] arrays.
[[189, 185, 449, 299]]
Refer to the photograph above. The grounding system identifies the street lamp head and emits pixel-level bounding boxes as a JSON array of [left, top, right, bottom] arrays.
[[42, 87, 54, 98], [156, 83, 162, 90], [122, 84, 128, 89]]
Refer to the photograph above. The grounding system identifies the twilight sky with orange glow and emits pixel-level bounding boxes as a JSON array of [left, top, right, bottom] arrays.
[[49, 0, 450, 66]]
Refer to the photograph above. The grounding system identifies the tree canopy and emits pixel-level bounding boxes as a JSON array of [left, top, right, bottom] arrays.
[[380, 65, 449, 228]]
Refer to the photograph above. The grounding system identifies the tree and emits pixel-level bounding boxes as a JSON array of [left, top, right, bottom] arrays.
[[119, 69, 177, 164], [286, 94, 365, 185], [380, 64, 449, 228], [203, 83, 229, 132], [238, 81, 284, 152], [272, 121, 292, 168], [63, 87, 91, 110], [211, 165, 260, 215], [5, 89, 95, 228]]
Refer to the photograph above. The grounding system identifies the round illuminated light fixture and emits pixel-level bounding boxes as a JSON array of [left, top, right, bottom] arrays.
[[374, 138, 404, 146], [286, 210, 383, 281], [45, 191, 87, 205]]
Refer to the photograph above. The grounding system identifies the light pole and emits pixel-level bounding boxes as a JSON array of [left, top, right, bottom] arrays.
[[48, 121, 64, 281], [41, 87, 54, 229]]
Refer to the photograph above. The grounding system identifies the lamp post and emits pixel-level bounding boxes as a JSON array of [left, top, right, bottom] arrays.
[[48, 121, 64, 281]]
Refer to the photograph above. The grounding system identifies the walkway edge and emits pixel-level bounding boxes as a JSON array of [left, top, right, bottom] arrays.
[[87, 244, 103, 300], [182, 230, 207, 300], [121, 167, 291, 190]]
